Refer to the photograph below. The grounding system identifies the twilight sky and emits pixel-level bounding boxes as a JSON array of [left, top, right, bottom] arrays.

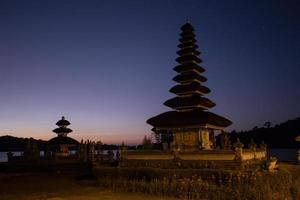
[[0, 0, 299, 144]]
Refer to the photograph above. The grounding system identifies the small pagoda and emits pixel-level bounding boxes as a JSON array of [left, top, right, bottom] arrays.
[[47, 116, 79, 157], [53, 116, 73, 137], [147, 23, 232, 151]]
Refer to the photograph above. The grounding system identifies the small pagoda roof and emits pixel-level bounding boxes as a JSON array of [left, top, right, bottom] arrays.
[[56, 116, 71, 126], [147, 109, 232, 129], [180, 32, 195, 37], [173, 72, 207, 83], [164, 95, 215, 110], [181, 23, 194, 31], [179, 37, 197, 43], [177, 48, 200, 56], [173, 63, 205, 73], [176, 54, 202, 64], [48, 136, 79, 146], [170, 82, 210, 95], [177, 42, 198, 49], [52, 127, 73, 134]]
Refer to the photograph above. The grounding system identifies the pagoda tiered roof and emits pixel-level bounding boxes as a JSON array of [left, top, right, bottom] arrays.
[[164, 95, 215, 110], [52, 127, 73, 134], [176, 54, 202, 63], [48, 136, 79, 146], [52, 116, 73, 136], [177, 48, 200, 56], [173, 72, 207, 83], [169, 82, 211, 96], [173, 63, 205, 73], [48, 116, 78, 149], [56, 116, 71, 126], [147, 109, 231, 129], [147, 23, 232, 129]]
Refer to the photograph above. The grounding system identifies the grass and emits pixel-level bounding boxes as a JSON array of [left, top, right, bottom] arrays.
[[279, 162, 300, 178], [279, 162, 300, 200], [1, 162, 299, 200], [0, 190, 177, 200], [0, 172, 177, 200]]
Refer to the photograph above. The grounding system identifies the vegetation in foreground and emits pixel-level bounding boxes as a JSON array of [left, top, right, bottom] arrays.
[[94, 165, 300, 200], [0, 172, 176, 200], [0, 162, 299, 200]]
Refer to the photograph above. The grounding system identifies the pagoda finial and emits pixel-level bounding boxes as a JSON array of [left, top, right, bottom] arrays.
[[181, 22, 194, 31], [185, 18, 191, 23], [62, 116, 65, 120]]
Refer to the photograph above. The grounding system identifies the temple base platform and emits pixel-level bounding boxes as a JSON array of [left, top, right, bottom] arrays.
[[120, 149, 267, 169]]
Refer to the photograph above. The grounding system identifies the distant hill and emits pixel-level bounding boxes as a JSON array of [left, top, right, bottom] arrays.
[[0, 135, 46, 151], [1, 118, 299, 151], [229, 118, 300, 148], [0, 135, 123, 151]]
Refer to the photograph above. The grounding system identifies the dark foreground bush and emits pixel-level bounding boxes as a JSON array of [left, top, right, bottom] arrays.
[[291, 178, 300, 200], [94, 167, 293, 200]]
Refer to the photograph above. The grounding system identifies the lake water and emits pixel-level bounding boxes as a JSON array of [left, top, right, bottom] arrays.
[[0, 150, 117, 162], [268, 148, 298, 161], [0, 151, 23, 162], [0, 149, 297, 162]]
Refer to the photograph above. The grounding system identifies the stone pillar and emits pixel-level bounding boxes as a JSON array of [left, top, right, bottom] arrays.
[[83, 141, 88, 162], [200, 129, 212, 150], [89, 142, 95, 162], [7, 152, 13, 162]]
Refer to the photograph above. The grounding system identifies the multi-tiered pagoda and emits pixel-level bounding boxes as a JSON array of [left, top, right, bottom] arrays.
[[48, 116, 79, 156], [147, 23, 232, 151]]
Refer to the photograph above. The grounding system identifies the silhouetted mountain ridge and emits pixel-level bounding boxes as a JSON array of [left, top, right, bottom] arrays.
[[1, 118, 299, 151], [0, 135, 46, 151], [230, 118, 300, 148]]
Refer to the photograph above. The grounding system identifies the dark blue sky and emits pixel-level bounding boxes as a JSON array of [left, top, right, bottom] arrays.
[[0, 0, 299, 144]]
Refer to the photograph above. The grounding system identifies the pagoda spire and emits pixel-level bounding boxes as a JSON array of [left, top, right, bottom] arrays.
[[146, 23, 232, 151], [147, 23, 232, 131], [164, 23, 215, 111]]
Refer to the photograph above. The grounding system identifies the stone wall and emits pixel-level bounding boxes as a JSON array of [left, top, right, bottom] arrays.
[[121, 149, 266, 162], [242, 149, 266, 161], [171, 129, 213, 151]]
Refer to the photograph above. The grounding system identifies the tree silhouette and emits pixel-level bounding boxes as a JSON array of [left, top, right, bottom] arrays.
[[263, 121, 272, 128]]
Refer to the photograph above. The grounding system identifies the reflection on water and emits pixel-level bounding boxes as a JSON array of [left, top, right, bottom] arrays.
[[0, 151, 22, 162]]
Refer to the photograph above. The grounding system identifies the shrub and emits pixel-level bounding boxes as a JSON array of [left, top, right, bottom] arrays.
[[290, 177, 300, 200], [93, 167, 293, 199]]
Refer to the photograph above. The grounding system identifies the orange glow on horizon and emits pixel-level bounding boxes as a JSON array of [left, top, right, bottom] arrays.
[[3, 131, 149, 145]]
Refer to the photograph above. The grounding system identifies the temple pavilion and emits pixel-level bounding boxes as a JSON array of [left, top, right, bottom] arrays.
[[47, 116, 79, 157], [147, 23, 232, 151]]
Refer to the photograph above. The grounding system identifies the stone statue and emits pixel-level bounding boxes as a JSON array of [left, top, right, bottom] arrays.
[[219, 131, 231, 150], [267, 157, 278, 172], [233, 138, 244, 161]]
